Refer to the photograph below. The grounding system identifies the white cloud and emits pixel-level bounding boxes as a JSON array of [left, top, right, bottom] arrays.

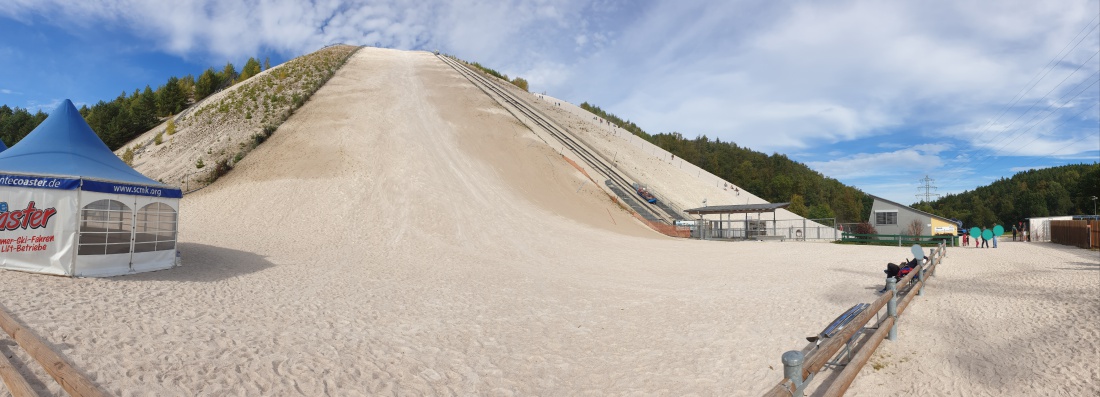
[[574, 34, 588, 47], [555, 0, 1098, 156], [25, 98, 63, 112], [2, 0, 1096, 197], [806, 147, 946, 180], [1009, 165, 1056, 173], [0, 0, 593, 64]]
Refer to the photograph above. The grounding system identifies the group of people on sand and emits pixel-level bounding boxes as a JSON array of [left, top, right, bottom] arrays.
[[1011, 224, 1030, 241], [961, 226, 1002, 248]]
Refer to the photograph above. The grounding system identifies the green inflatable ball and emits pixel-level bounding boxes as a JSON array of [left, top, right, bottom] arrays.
[[993, 225, 1005, 236]]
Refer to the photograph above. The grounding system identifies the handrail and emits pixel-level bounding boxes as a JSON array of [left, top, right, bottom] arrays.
[[0, 303, 108, 397], [820, 316, 895, 396], [762, 291, 892, 396], [763, 243, 945, 396]]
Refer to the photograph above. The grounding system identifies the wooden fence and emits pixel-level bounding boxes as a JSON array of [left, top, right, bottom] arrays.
[[763, 243, 947, 397], [0, 303, 108, 397], [1049, 220, 1098, 249]]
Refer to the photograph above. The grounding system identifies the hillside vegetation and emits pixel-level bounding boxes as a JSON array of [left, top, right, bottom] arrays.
[[580, 102, 871, 223], [1, 57, 272, 150], [447, 55, 530, 92], [119, 45, 359, 190], [923, 163, 1100, 227]]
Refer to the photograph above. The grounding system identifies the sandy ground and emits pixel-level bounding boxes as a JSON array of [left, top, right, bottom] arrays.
[[844, 241, 1099, 396], [0, 47, 1096, 396]]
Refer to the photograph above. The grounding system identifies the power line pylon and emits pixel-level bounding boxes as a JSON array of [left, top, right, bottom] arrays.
[[916, 175, 940, 203]]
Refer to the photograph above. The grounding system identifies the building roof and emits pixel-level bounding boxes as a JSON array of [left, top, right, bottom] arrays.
[[684, 202, 790, 215], [868, 194, 955, 224], [0, 99, 172, 188]]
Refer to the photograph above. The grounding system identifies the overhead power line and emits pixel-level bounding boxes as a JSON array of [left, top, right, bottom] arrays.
[[968, 16, 1099, 145], [916, 175, 940, 202]]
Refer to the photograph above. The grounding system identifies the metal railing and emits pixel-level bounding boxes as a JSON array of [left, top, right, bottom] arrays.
[[763, 243, 947, 396], [436, 54, 682, 224], [689, 218, 840, 241]]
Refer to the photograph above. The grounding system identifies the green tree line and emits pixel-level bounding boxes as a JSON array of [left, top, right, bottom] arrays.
[[0, 106, 49, 147], [580, 102, 872, 223], [0, 57, 270, 150], [920, 163, 1100, 228]]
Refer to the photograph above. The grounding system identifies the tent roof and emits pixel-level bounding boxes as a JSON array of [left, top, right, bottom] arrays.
[[0, 99, 169, 188], [0, 139, 6, 152], [684, 202, 791, 215]]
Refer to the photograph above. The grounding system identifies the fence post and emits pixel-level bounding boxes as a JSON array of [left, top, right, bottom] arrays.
[[782, 350, 806, 397], [917, 257, 926, 296], [887, 277, 898, 341]]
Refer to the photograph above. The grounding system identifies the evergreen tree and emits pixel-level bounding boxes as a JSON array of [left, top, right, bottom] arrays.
[[178, 74, 195, 103], [131, 85, 157, 127], [220, 62, 238, 87], [195, 68, 221, 100], [264, 57, 271, 70], [156, 76, 186, 116], [241, 57, 262, 81]]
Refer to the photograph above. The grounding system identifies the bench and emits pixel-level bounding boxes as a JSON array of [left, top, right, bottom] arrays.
[[806, 303, 871, 369], [807, 303, 870, 344]]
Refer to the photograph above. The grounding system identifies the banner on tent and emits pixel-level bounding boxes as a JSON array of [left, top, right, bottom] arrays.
[[81, 180, 183, 198], [0, 173, 79, 190], [0, 186, 77, 276]]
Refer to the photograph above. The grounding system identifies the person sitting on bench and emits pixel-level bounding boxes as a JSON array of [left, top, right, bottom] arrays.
[[879, 262, 901, 293], [879, 256, 929, 292]]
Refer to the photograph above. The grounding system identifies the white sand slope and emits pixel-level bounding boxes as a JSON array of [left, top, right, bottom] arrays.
[[0, 47, 1095, 396]]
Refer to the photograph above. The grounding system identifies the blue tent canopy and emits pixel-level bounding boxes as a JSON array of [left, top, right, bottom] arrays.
[[0, 99, 179, 196]]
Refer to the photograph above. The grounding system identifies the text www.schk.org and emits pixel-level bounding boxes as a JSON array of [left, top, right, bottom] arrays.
[[112, 185, 162, 197]]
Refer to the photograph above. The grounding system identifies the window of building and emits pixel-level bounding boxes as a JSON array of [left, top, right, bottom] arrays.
[[78, 199, 132, 255], [875, 211, 898, 225], [133, 202, 177, 253]]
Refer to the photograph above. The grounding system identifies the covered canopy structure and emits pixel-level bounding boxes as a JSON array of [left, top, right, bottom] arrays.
[[684, 202, 792, 216], [683, 202, 792, 240], [0, 99, 181, 277]]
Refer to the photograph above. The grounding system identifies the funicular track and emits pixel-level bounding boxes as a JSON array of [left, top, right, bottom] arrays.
[[437, 54, 682, 223]]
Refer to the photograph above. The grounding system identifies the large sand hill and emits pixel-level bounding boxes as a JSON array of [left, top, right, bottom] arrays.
[[0, 47, 1096, 396]]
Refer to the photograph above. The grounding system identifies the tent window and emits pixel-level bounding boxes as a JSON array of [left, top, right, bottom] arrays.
[[134, 202, 177, 253], [78, 199, 132, 256], [875, 211, 898, 225]]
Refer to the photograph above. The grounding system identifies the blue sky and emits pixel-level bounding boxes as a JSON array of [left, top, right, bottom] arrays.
[[2, 0, 1098, 205]]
